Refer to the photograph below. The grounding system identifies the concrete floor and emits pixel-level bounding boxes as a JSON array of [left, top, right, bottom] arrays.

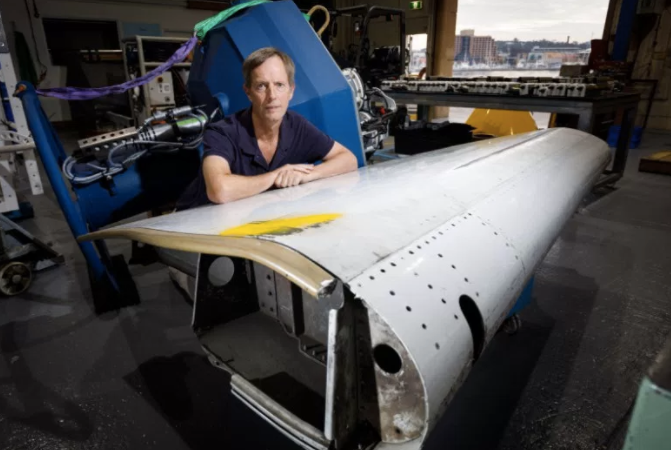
[[1, 130, 671, 450]]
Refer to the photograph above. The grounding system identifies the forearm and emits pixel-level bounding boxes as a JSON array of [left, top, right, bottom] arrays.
[[306, 151, 358, 182], [207, 172, 276, 204]]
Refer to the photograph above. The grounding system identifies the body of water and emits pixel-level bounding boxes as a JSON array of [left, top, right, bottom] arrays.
[[451, 69, 561, 79]]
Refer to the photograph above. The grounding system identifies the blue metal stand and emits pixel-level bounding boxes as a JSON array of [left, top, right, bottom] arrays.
[[612, 0, 639, 61], [16, 83, 126, 311]]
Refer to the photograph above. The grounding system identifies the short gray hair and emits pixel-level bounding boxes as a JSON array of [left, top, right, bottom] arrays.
[[242, 47, 295, 88]]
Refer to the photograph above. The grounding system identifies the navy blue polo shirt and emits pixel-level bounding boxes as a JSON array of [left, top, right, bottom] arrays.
[[176, 108, 335, 210]]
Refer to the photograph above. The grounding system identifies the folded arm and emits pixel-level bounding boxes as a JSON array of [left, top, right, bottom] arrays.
[[204, 155, 314, 204], [302, 142, 358, 184]]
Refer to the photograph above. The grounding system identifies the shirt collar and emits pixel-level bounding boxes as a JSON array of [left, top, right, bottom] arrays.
[[239, 107, 291, 166]]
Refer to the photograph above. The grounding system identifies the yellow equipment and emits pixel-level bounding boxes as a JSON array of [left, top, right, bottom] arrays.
[[466, 109, 538, 137]]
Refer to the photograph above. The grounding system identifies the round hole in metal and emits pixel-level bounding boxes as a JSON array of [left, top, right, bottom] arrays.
[[409, 250, 414, 255], [266, 274, 272, 280], [208, 257, 235, 287], [441, 299, 446, 304], [370, 275, 375, 280], [422, 324, 427, 329], [438, 254, 443, 258], [435, 343, 440, 350], [428, 284, 433, 289], [391, 262, 397, 267], [373, 344, 402, 374], [406, 306, 412, 312], [464, 278, 469, 283], [268, 291, 273, 296], [390, 290, 395, 296], [381, 269, 386, 273], [451, 265, 456, 269]]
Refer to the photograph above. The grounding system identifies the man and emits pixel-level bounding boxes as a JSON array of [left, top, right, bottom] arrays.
[[176, 47, 358, 211], [169, 47, 358, 298]]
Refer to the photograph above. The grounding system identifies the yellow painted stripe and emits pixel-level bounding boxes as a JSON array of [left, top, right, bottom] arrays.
[[220, 213, 342, 237]]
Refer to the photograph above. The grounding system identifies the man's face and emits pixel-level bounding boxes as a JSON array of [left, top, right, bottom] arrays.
[[245, 55, 295, 124]]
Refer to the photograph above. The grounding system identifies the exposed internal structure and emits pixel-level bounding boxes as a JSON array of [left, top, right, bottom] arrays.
[[193, 255, 426, 449]]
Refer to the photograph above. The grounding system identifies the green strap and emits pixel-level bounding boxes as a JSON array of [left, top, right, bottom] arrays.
[[194, 0, 311, 40]]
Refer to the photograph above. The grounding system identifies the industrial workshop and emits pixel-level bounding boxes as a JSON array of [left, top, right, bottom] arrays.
[[1, 0, 671, 448]]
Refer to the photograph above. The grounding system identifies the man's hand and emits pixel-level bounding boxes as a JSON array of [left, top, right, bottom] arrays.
[[273, 164, 313, 188]]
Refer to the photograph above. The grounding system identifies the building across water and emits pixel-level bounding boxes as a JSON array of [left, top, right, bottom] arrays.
[[455, 29, 497, 64]]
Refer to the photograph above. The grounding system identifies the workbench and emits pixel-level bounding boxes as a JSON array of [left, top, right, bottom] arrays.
[[385, 91, 641, 187]]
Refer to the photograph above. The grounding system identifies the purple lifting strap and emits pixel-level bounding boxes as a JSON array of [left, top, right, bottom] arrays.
[[36, 37, 198, 101]]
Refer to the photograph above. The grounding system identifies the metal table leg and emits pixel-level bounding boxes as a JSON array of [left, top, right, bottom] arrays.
[[612, 107, 634, 174], [577, 108, 593, 132]]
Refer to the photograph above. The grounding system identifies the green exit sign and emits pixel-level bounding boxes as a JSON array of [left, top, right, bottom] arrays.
[[409, 0, 423, 10]]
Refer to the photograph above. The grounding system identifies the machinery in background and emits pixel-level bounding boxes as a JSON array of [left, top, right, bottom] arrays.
[[341, 67, 398, 154], [122, 36, 192, 126], [315, 5, 407, 156], [63, 105, 207, 186], [0, 14, 62, 296], [326, 4, 406, 87], [381, 75, 626, 98], [0, 214, 63, 295]]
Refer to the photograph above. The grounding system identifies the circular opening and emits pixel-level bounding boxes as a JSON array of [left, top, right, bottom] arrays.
[[390, 291, 396, 296], [391, 262, 396, 267], [207, 257, 235, 287], [438, 254, 443, 258], [441, 299, 446, 304], [370, 275, 375, 280], [380, 269, 386, 273], [373, 344, 403, 374], [422, 324, 427, 329], [406, 306, 412, 312], [394, 427, 402, 435], [435, 343, 440, 350]]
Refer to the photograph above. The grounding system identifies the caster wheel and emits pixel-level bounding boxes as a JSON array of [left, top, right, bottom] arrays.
[[502, 314, 522, 335], [0, 262, 33, 296]]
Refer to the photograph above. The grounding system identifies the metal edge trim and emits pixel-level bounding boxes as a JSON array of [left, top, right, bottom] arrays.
[[79, 227, 335, 298], [230, 374, 331, 449]]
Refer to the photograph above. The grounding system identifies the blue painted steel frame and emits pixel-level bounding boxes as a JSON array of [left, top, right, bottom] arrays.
[[612, 0, 639, 61], [16, 82, 119, 290]]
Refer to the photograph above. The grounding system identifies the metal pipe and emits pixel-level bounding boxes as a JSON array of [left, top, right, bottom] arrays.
[[0, 143, 35, 153]]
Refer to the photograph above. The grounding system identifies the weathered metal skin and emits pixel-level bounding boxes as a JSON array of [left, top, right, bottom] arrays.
[[82, 128, 610, 449]]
